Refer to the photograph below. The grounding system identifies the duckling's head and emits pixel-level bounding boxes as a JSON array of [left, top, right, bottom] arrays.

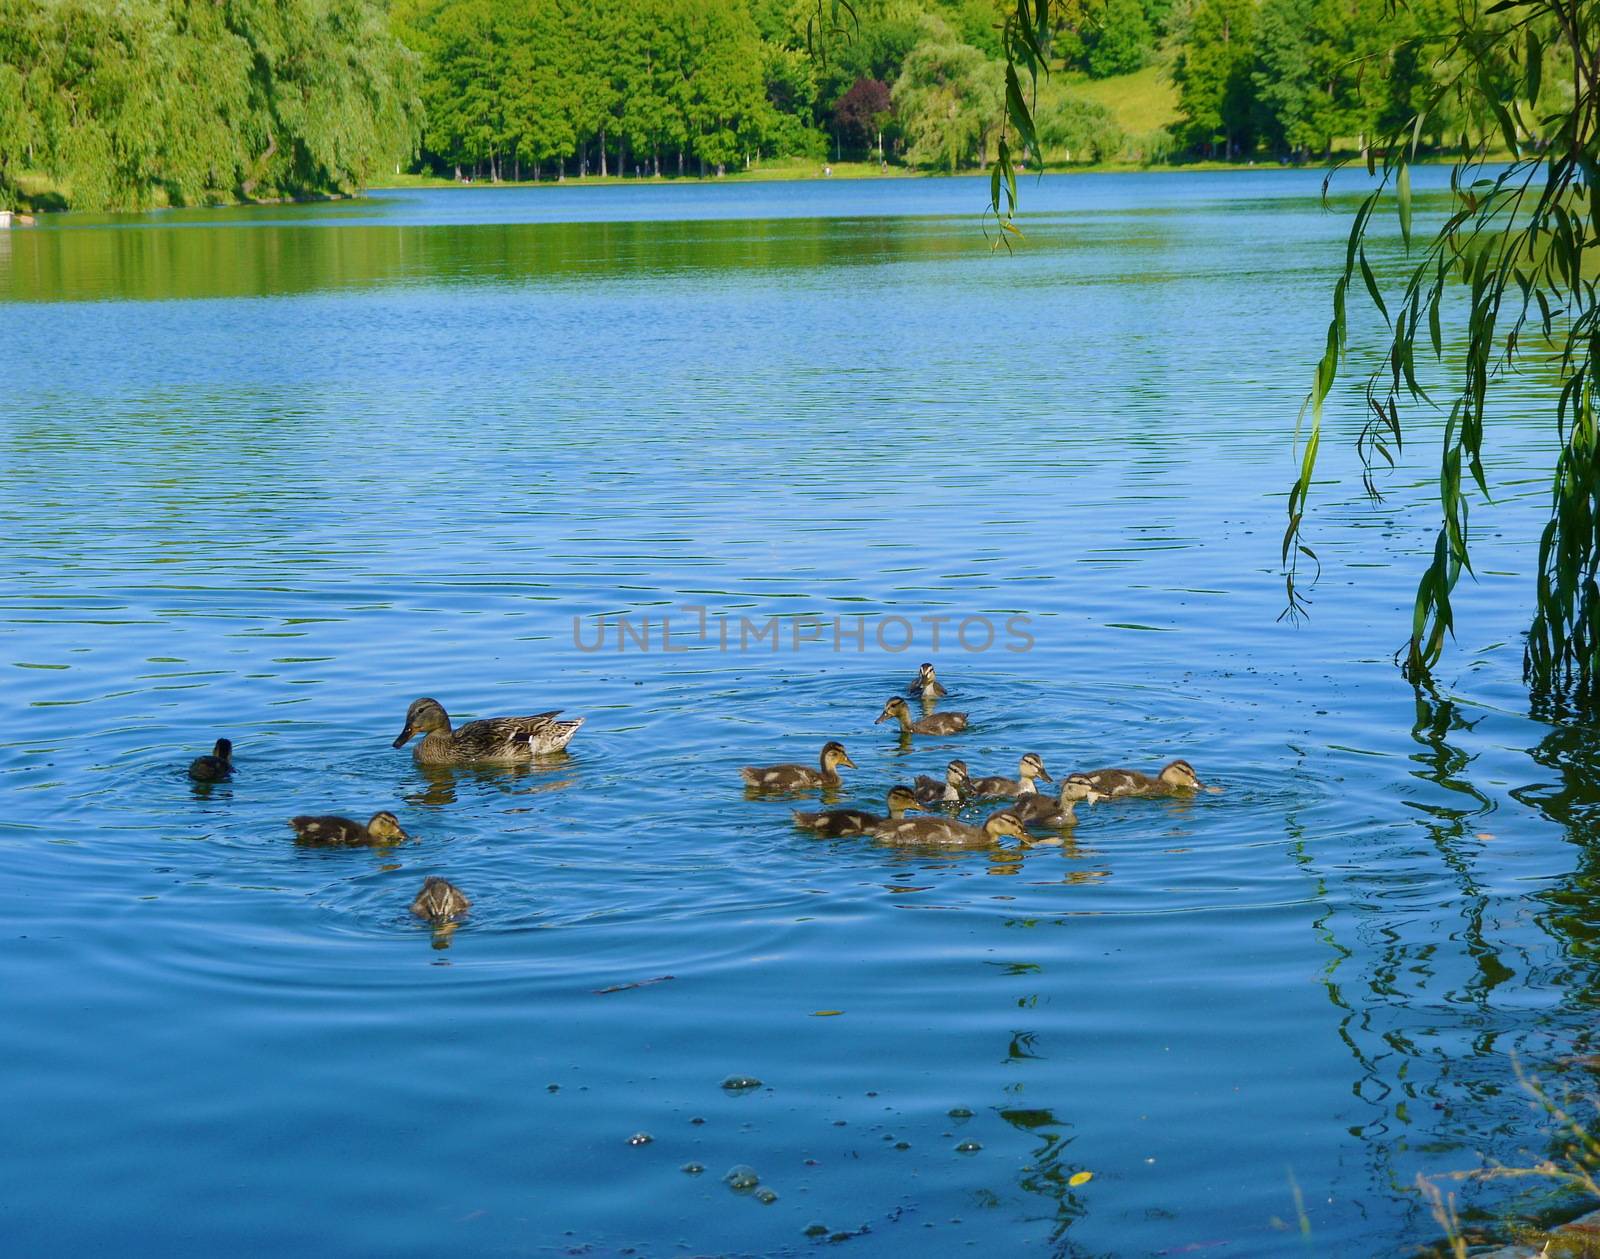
[[1060, 773, 1101, 804], [211, 738, 233, 763], [917, 662, 938, 684], [875, 697, 910, 724], [1020, 752, 1052, 782], [946, 758, 970, 784], [985, 810, 1028, 840], [821, 741, 856, 771], [1160, 759, 1203, 790], [366, 811, 409, 842], [887, 785, 922, 813], [393, 697, 449, 747]]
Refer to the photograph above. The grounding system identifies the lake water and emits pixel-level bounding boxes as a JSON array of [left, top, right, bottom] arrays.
[[4, 170, 1595, 1257]]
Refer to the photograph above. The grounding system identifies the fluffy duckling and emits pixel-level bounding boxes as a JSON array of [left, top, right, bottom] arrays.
[[188, 738, 233, 782], [907, 662, 948, 699], [912, 759, 970, 806], [793, 785, 923, 837], [393, 697, 583, 764], [969, 752, 1052, 799], [1012, 775, 1100, 827], [289, 811, 410, 846], [741, 741, 856, 791], [410, 876, 471, 923], [871, 807, 1028, 849], [1077, 758, 1209, 798], [876, 696, 968, 736]]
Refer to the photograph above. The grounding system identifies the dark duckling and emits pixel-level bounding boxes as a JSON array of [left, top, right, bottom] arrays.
[[969, 752, 1052, 799], [1076, 759, 1211, 798], [793, 785, 923, 837], [411, 876, 471, 923], [911, 759, 970, 806], [907, 662, 948, 699], [1012, 775, 1101, 827], [188, 738, 233, 782], [741, 741, 856, 791], [289, 811, 410, 846], [876, 696, 968, 736], [870, 807, 1028, 849]]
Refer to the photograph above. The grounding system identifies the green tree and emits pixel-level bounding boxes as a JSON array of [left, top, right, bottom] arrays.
[[1082, 0, 1151, 78], [1172, 0, 1257, 157], [893, 34, 1003, 172]]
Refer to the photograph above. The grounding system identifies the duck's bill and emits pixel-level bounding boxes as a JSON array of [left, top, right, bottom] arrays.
[[1037, 769, 1054, 783], [391, 726, 414, 748], [874, 713, 890, 724], [839, 755, 858, 768]]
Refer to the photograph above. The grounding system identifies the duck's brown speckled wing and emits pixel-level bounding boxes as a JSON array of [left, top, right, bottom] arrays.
[[1080, 768, 1149, 797], [454, 711, 582, 759]]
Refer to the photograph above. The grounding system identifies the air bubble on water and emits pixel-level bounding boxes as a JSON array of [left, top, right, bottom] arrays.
[[755, 1187, 778, 1205], [627, 1132, 653, 1146], [948, 1107, 973, 1119], [721, 1075, 763, 1092], [681, 1162, 704, 1175], [724, 1164, 760, 1191], [955, 1141, 982, 1154]]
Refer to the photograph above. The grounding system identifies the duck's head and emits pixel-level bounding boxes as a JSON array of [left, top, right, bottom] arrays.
[[1020, 752, 1052, 783], [821, 741, 856, 772], [946, 758, 970, 786], [916, 662, 938, 685], [875, 697, 910, 725], [393, 697, 449, 747], [984, 810, 1028, 841], [1160, 759, 1204, 791], [886, 785, 922, 813], [1060, 773, 1102, 805], [211, 738, 233, 762], [366, 811, 410, 842]]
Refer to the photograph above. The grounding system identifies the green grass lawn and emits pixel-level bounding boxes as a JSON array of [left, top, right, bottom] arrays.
[[371, 157, 916, 191], [1061, 62, 1181, 136]]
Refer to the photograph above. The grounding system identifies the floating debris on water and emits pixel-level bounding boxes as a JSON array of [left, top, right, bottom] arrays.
[[720, 1075, 763, 1092], [948, 1107, 973, 1119], [1069, 1170, 1093, 1186], [955, 1141, 982, 1154], [681, 1162, 704, 1175], [804, 1222, 828, 1237], [627, 1132, 653, 1146], [594, 975, 676, 995], [724, 1164, 760, 1191]]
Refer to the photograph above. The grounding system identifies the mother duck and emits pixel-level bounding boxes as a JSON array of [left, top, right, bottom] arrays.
[[393, 697, 583, 764]]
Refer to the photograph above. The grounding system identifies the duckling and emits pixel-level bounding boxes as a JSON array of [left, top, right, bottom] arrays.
[[911, 759, 970, 806], [907, 662, 948, 699], [188, 738, 233, 782], [876, 696, 968, 736], [741, 741, 856, 791], [969, 752, 1052, 799], [392, 697, 583, 765], [410, 876, 471, 923], [288, 811, 410, 846], [1012, 775, 1100, 827], [871, 807, 1028, 849], [793, 785, 923, 837], [1076, 758, 1209, 798]]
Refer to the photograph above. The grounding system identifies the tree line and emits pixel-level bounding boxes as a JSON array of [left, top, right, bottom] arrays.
[[0, 0, 419, 212], [0, 0, 1521, 211]]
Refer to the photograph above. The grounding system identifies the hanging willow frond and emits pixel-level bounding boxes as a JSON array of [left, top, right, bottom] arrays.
[[1286, 0, 1600, 709]]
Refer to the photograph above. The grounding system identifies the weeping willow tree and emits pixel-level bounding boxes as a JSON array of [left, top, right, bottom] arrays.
[[963, 0, 1600, 708], [1281, 0, 1600, 708]]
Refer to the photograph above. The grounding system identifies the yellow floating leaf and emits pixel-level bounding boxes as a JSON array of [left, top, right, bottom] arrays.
[[1069, 1171, 1093, 1187], [811, 1010, 844, 1017]]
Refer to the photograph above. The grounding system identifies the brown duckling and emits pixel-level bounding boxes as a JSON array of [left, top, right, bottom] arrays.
[[289, 811, 410, 846], [1077, 759, 1210, 798], [907, 662, 948, 699], [393, 697, 583, 764], [912, 759, 970, 806], [969, 752, 1052, 799], [793, 785, 923, 837], [876, 696, 968, 736], [188, 738, 233, 782], [410, 876, 471, 923], [1012, 775, 1101, 827], [871, 807, 1028, 849], [741, 741, 856, 791]]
